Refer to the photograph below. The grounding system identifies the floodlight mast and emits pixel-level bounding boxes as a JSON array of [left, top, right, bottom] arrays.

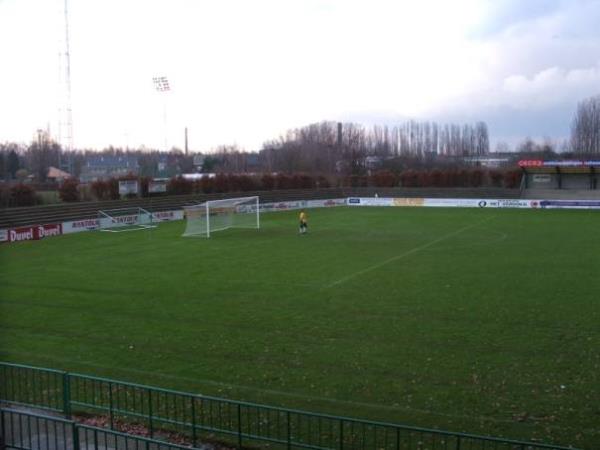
[[153, 76, 170, 152], [58, 0, 74, 169]]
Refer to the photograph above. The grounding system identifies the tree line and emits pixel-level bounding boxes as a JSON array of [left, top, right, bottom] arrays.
[[1, 167, 524, 207], [571, 95, 600, 154], [260, 120, 490, 175], [3, 92, 600, 186]]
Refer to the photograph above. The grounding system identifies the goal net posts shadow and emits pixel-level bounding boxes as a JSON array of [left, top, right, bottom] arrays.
[[182, 196, 260, 238], [98, 207, 157, 232]]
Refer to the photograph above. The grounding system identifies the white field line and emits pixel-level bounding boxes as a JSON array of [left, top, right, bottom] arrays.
[[424, 228, 508, 253], [326, 215, 497, 288]]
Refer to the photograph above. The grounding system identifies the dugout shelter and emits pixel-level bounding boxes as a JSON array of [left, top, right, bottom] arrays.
[[519, 159, 600, 190]]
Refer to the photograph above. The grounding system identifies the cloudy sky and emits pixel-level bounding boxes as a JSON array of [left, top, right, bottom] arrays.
[[1, 0, 599, 152]]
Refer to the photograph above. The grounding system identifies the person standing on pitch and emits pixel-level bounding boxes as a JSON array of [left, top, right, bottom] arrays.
[[299, 210, 308, 234]]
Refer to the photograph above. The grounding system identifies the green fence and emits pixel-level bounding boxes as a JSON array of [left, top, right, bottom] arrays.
[[0, 362, 579, 450], [0, 407, 196, 450]]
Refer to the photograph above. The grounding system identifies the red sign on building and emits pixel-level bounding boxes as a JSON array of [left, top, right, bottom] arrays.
[[518, 160, 544, 167]]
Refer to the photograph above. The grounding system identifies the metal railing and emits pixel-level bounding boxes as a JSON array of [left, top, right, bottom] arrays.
[[0, 408, 197, 450], [0, 362, 578, 450]]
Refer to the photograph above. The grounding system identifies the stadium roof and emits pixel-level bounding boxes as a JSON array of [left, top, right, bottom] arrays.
[[519, 159, 600, 173]]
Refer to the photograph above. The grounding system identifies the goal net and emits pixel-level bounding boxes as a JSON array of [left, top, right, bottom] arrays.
[[98, 207, 155, 232], [182, 196, 259, 238]]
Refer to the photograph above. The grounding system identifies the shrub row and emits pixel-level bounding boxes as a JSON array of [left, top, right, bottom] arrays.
[[0, 169, 523, 207], [344, 169, 522, 189], [165, 173, 331, 196], [0, 184, 38, 207]]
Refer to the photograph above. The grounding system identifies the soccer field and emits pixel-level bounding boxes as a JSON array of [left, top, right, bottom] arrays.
[[0, 206, 598, 447]]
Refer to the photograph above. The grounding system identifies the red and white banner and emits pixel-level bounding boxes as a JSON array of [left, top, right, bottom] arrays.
[[7, 224, 62, 243], [38, 223, 62, 238], [519, 159, 600, 167], [8, 226, 37, 242]]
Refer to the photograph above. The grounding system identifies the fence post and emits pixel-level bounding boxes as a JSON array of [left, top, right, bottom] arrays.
[[191, 396, 197, 448], [0, 409, 5, 450], [339, 419, 344, 450], [147, 389, 153, 439], [72, 423, 80, 450], [108, 382, 114, 430], [286, 411, 291, 450], [455, 435, 461, 450], [237, 403, 242, 449], [62, 372, 71, 419]]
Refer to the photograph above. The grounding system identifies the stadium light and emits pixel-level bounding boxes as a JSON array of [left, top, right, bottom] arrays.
[[153, 76, 171, 151], [152, 76, 170, 92]]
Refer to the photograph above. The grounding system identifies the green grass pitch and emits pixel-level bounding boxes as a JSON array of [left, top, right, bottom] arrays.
[[0, 206, 598, 447]]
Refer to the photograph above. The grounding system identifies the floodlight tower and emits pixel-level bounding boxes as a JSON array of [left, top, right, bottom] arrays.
[[153, 76, 170, 152], [58, 0, 73, 171]]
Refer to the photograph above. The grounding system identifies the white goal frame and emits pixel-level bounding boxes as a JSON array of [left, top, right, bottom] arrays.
[[98, 207, 156, 232], [182, 196, 260, 238]]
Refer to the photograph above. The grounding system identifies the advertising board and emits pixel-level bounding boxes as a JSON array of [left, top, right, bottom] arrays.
[[346, 197, 394, 206], [519, 159, 600, 167], [393, 198, 424, 207], [148, 180, 168, 193], [306, 198, 346, 208], [8, 226, 37, 242], [496, 199, 534, 208], [118, 180, 139, 195], [152, 210, 184, 221], [7, 224, 62, 243], [37, 224, 63, 238], [259, 199, 345, 212], [0, 229, 7, 243], [260, 201, 306, 212], [62, 218, 101, 234], [62, 210, 184, 234], [532, 174, 552, 183], [423, 198, 484, 208], [539, 200, 600, 209]]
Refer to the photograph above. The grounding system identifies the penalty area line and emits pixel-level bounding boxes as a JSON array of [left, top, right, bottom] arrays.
[[326, 215, 497, 288]]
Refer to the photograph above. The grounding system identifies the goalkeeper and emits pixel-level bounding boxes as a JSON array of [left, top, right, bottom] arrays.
[[299, 210, 308, 234]]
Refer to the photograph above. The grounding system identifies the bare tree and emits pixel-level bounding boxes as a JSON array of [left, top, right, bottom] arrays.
[[474, 122, 489, 155], [495, 141, 511, 153], [571, 95, 600, 153]]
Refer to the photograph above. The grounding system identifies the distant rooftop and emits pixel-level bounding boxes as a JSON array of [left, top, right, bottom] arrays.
[[86, 155, 139, 169]]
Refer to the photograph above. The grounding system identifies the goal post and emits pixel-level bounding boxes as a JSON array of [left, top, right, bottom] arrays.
[[182, 196, 260, 238], [98, 207, 155, 232]]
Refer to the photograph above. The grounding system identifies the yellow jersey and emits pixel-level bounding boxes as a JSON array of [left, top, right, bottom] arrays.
[[299, 212, 307, 222]]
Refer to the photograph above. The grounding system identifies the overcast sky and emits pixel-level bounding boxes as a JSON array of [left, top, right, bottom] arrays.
[[1, 0, 599, 152]]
